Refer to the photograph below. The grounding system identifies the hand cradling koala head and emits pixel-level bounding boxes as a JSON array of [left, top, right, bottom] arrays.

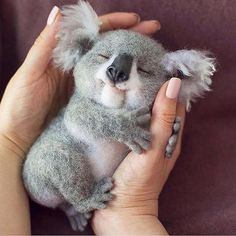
[[22, 1, 216, 231]]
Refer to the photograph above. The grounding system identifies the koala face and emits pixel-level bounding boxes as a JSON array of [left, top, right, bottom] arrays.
[[73, 30, 167, 109], [53, 1, 216, 111]]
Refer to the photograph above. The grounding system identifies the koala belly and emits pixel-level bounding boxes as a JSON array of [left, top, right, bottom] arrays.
[[67, 122, 129, 181], [87, 139, 129, 180]]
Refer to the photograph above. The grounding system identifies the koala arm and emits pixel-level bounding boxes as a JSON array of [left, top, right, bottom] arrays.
[[64, 93, 151, 153]]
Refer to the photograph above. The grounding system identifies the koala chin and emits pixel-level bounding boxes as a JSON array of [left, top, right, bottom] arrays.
[[22, 0, 216, 232]]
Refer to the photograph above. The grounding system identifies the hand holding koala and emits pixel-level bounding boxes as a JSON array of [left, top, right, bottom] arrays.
[[0, 5, 161, 234], [20, 1, 215, 232]]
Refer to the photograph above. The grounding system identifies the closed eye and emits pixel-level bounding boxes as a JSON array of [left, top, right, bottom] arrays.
[[98, 54, 110, 59], [138, 67, 151, 75]]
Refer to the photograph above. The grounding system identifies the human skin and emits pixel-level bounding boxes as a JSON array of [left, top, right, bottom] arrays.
[[0, 6, 184, 235], [92, 80, 185, 235]]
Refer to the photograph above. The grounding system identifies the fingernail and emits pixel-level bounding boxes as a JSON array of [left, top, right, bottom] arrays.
[[130, 13, 141, 23], [150, 20, 161, 30], [47, 6, 59, 25], [166, 77, 182, 99]]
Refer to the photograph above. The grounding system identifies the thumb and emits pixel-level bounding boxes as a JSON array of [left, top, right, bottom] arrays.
[[21, 6, 61, 78], [150, 77, 182, 156]]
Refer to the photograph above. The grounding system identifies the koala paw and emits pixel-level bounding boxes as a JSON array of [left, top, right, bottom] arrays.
[[68, 212, 92, 231], [90, 177, 113, 209], [165, 116, 181, 158], [61, 204, 92, 231], [122, 107, 152, 154]]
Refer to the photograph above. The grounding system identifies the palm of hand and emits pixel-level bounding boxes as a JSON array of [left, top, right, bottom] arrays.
[[0, 65, 71, 152]]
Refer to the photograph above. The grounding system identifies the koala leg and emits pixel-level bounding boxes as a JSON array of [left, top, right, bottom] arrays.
[[165, 117, 181, 158], [73, 177, 113, 212], [61, 177, 113, 231], [60, 203, 92, 231], [55, 153, 113, 214]]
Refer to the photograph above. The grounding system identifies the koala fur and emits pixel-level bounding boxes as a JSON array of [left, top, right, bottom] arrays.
[[22, 1, 216, 231]]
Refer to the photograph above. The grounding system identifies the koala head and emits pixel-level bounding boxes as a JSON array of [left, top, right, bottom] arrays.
[[53, 1, 216, 111]]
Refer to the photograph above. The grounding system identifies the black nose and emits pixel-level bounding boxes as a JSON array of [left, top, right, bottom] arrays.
[[107, 66, 128, 82], [106, 54, 133, 83]]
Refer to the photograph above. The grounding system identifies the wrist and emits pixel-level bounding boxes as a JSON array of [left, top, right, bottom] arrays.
[[92, 208, 168, 235]]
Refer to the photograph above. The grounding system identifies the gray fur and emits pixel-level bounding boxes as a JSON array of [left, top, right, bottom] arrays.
[[53, 1, 100, 71], [23, 0, 216, 231], [162, 50, 216, 111]]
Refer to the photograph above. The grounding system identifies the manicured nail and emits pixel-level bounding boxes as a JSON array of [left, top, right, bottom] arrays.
[[166, 77, 182, 99], [47, 6, 59, 25], [130, 13, 141, 23], [150, 20, 161, 29]]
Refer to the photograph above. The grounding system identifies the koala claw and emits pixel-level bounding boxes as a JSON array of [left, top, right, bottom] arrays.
[[127, 141, 142, 154], [132, 106, 150, 117], [95, 177, 113, 193], [127, 129, 151, 154], [68, 212, 91, 231], [90, 177, 113, 209], [61, 203, 92, 232], [137, 113, 151, 125], [122, 107, 151, 154], [132, 107, 151, 126], [165, 117, 181, 158], [135, 137, 150, 150]]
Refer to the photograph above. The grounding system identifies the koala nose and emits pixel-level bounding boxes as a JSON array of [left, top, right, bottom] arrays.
[[107, 66, 128, 82], [106, 54, 133, 83]]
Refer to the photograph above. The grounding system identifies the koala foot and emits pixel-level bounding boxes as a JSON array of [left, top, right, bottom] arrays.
[[89, 177, 113, 209], [68, 212, 91, 231], [60, 203, 92, 231], [165, 116, 181, 158], [64, 177, 113, 231], [125, 107, 151, 154]]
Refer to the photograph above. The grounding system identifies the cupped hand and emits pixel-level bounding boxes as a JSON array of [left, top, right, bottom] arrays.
[[92, 79, 186, 235], [0, 7, 161, 158]]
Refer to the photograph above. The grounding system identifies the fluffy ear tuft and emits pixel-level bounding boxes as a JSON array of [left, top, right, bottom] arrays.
[[53, 1, 100, 72], [161, 50, 216, 111]]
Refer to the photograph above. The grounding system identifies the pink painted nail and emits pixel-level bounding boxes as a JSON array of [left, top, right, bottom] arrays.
[[47, 6, 59, 25], [166, 77, 182, 99], [130, 13, 141, 23], [150, 20, 161, 30]]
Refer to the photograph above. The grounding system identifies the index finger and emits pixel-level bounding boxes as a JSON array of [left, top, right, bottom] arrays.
[[99, 12, 140, 31]]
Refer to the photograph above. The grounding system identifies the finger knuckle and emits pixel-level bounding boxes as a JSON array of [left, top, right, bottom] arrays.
[[158, 110, 176, 128]]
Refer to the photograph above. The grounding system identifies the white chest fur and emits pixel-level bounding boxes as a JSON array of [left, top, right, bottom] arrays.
[[88, 139, 128, 180], [65, 122, 128, 180], [100, 85, 125, 108]]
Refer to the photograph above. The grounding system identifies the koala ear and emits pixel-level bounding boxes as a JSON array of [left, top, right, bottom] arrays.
[[161, 50, 216, 111], [53, 1, 100, 72]]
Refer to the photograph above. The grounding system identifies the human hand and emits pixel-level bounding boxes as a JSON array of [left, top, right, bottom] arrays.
[[92, 78, 185, 235], [0, 6, 161, 159]]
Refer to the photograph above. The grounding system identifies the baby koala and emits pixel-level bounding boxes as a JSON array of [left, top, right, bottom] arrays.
[[23, 0, 216, 231]]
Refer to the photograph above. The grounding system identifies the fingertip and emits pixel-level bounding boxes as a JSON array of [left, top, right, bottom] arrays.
[[149, 20, 161, 31], [130, 20, 161, 35], [153, 78, 182, 113], [21, 9, 62, 78], [129, 12, 141, 23], [99, 12, 140, 31], [166, 77, 182, 99], [47, 6, 60, 25]]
